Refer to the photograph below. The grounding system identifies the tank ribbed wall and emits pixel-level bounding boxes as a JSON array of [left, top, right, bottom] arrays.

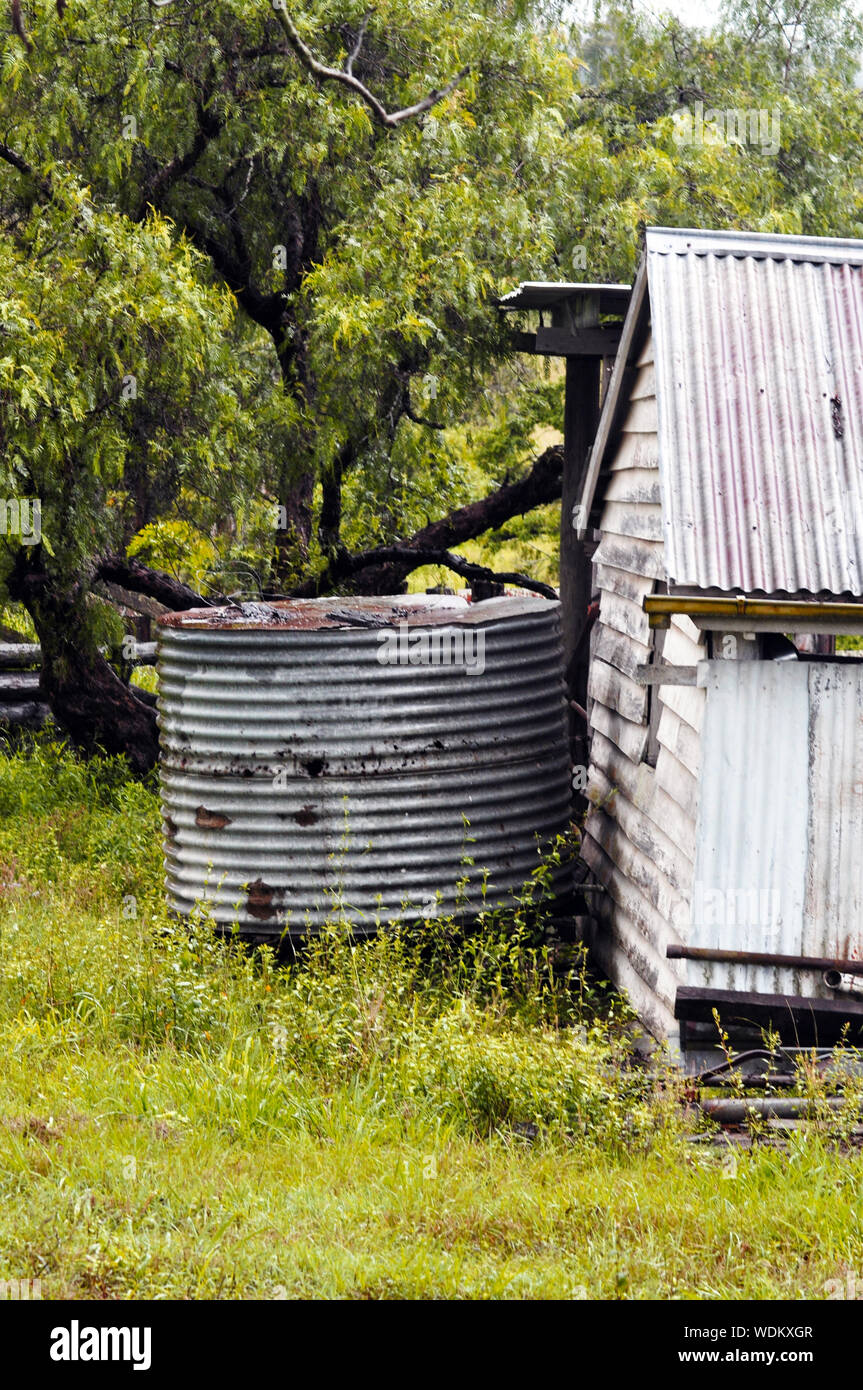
[[157, 598, 571, 935]]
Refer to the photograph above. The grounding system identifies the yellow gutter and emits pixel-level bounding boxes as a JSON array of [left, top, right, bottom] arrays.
[[643, 595, 863, 628]]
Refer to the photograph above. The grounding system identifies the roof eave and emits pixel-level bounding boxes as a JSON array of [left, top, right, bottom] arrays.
[[575, 255, 651, 540]]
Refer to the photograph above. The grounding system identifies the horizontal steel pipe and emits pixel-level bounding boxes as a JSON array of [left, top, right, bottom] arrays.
[[668, 943, 863, 977], [702, 1097, 851, 1123]]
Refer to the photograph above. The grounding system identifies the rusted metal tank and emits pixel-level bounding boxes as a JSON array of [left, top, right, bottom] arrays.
[[157, 595, 571, 937]]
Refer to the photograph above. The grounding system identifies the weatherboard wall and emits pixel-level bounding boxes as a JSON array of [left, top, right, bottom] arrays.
[[581, 329, 707, 1046]]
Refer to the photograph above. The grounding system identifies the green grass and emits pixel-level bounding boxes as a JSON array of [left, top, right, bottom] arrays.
[[1, 740, 863, 1299]]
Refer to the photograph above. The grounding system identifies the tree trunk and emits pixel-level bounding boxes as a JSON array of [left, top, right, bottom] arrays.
[[272, 469, 316, 590], [8, 549, 159, 775]]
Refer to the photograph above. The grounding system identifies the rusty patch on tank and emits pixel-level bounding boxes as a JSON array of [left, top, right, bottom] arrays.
[[195, 806, 233, 830], [246, 878, 276, 920], [294, 805, 319, 826]]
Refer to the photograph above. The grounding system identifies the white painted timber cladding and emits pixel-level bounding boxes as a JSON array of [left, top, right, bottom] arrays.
[[583, 327, 707, 1042]]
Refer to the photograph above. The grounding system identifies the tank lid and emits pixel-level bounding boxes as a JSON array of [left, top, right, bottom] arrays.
[[158, 594, 557, 632]]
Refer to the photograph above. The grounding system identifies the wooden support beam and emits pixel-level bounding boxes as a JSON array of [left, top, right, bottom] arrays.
[[0, 642, 41, 668], [676, 986, 863, 1043], [0, 701, 50, 728], [558, 295, 604, 797], [511, 326, 622, 357], [0, 671, 41, 699]]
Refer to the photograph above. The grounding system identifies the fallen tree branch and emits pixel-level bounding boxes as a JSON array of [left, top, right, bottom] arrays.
[[295, 443, 564, 594], [386, 444, 562, 552], [96, 555, 209, 612], [293, 545, 557, 599], [96, 446, 563, 610], [272, 7, 469, 128], [93, 578, 169, 621]]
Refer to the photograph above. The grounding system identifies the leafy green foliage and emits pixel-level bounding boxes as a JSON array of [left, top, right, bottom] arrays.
[[0, 0, 861, 610], [0, 179, 257, 603]]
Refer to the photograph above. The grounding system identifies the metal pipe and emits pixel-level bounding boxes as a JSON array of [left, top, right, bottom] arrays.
[[667, 943, 863, 976], [694, 1046, 835, 1087], [644, 594, 863, 627], [824, 970, 863, 996], [701, 1097, 851, 1123]]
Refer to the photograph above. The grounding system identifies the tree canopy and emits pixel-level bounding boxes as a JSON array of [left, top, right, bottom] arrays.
[[0, 0, 861, 763]]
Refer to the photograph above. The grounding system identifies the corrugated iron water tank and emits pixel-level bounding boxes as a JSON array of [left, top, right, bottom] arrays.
[[157, 595, 572, 937]]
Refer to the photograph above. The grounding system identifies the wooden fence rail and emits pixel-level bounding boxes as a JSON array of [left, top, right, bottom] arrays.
[[0, 641, 158, 728]]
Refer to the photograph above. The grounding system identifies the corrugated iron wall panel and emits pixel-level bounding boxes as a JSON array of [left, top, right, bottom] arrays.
[[805, 663, 863, 962], [691, 659, 863, 997]]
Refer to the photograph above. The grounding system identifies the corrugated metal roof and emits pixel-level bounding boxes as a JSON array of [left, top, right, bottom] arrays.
[[497, 281, 631, 311], [647, 226, 863, 598], [648, 226, 863, 265]]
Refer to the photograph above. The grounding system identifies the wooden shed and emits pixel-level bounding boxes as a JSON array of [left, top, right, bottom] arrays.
[[573, 226, 863, 1062]]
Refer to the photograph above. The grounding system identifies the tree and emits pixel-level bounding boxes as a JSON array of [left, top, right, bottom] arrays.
[[1, 0, 862, 768], [0, 173, 255, 767], [1, 0, 580, 771], [2, 0, 574, 568]]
